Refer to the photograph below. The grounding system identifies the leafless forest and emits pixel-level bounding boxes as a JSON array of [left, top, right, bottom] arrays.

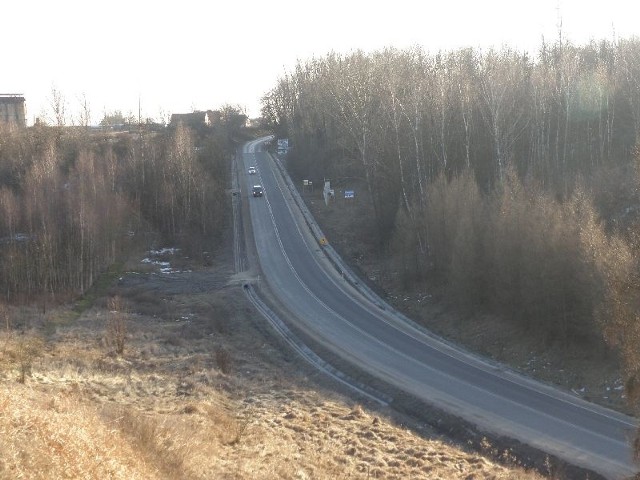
[[0, 109, 244, 304], [261, 39, 640, 415]]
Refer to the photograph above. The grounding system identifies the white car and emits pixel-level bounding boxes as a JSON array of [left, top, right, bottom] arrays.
[[248, 166, 257, 174]]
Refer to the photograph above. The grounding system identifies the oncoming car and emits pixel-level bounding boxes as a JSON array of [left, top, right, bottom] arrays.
[[248, 166, 257, 174], [252, 185, 264, 197]]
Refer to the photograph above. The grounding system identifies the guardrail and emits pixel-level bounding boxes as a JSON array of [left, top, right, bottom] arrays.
[[266, 151, 457, 341], [233, 145, 390, 406], [243, 283, 391, 406], [267, 153, 387, 308]]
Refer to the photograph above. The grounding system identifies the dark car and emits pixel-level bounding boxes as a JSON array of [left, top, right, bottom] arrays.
[[252, 185, 264, 197]]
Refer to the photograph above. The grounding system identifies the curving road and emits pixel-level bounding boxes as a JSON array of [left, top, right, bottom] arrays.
[[239, 137, 637, 479]]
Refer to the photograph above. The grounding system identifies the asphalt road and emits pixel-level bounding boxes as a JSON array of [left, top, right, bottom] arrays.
[[240, 137, 638, 479]]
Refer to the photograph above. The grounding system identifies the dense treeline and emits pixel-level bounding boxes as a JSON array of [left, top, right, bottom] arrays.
[[0, 110, 242, 303], [261, 40, 640, 347], [263, 39, 640, 221], [415, 169, 632, 345], [263, 39, 640, 453]]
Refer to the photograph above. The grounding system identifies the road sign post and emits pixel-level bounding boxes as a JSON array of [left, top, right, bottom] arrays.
[[344, 190, 355, 207]]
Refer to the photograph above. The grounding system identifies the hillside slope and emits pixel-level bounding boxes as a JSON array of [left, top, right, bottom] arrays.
[[0, 242, 545, 479], [300, 184, 627, 414]]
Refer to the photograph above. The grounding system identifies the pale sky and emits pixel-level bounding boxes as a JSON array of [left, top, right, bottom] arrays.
[[3, 0, 639, 125]]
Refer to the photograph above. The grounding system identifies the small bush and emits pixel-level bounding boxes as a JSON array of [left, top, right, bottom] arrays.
[[107, 406, 187, 476], [0, 303, 10, 332], [106, 296, 127, 355], [220, 412, 249, 446], [215, 347, 231, 374], [3, 336, 45, 383]]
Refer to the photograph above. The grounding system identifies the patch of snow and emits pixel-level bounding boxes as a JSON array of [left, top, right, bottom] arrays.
[[149, 247, 180, 256]]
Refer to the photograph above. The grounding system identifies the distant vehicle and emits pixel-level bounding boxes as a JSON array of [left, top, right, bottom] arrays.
[[252, 185, 264, 197], [248, 166, 257, 174]]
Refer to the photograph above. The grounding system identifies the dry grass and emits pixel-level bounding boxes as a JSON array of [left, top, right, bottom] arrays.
[[0, 250, 545, 480], [0, 383, 159, 479]]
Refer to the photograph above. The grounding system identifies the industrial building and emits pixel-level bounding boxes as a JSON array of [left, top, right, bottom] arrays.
[[0, 94, 26, 128]]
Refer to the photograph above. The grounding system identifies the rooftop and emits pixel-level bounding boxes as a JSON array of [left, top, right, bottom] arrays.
[[0, 94, 25, 104]]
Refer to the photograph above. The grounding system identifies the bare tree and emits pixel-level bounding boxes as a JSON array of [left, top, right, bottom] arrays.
[[49, 86, 67, 127], [77, 93, 92, 129], [478, 49, 532, 183], [106, 296, 127, 355]]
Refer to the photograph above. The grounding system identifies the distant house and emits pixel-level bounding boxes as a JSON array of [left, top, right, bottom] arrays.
[[169, 110, 219, 129], [0, 94, 26, 128]]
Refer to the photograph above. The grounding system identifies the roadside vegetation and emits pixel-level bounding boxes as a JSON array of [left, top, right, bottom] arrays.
[[262, 37, 640, 452], [0, 254, 544, 479], [0, 106, 244, 303], [0, 106, 547, 478]]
